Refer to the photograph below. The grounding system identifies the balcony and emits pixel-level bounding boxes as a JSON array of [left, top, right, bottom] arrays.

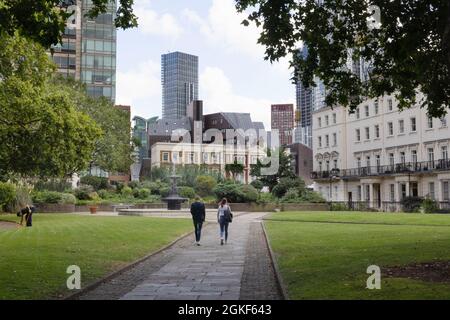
[[311, 159, 450, 180]]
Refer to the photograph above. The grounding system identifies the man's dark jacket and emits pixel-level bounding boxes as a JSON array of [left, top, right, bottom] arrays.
[[190, 202, 205, 222]]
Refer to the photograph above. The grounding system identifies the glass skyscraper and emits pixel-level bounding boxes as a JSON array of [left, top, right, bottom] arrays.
[[161, 52, 199, 119], [51, 0, 117, 101]]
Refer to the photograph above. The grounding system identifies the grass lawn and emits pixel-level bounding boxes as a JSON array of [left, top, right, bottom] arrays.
[[264, 211, 450, 299], [0, 214, 192, 300]]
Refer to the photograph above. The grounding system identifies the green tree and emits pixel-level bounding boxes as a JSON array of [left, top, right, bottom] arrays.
[[250, 147, 295, 191], [225, 161, 245, 181], [0, 33, 102, 178], [0, 0, 137, 48], [195, 175, 217, 197], [236, 0, 450, 117]]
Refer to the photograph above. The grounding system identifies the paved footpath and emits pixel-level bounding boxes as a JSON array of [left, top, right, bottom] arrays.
[[76, 212, 282, 300]]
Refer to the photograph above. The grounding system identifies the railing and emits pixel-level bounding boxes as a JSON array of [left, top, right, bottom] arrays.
[[328, 201, 450, 213], [311, 159, 450, 180]]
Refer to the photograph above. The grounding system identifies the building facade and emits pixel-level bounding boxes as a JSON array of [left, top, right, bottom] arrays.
[[151, 143, 264, 184], [162, 52, 199, 119], [311, 95, 450, 211], [271, 104, 294, 146], [51, 0, 117, 101]]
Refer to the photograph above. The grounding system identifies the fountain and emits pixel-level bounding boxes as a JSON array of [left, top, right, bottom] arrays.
[[162, 164, 188, 210]]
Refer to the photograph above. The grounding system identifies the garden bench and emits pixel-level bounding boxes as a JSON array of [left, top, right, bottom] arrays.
[[112, 204, 135, 212]]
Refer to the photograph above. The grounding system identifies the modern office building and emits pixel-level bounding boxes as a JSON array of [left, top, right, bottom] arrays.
[[161, 52, 199, 119], [310, 94, 450, 211], [50, 0, 117, 101], [271, 104, 295, 146]]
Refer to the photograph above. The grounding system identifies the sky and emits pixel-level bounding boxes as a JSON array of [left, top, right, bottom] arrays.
[[115, 0, 296, 130]]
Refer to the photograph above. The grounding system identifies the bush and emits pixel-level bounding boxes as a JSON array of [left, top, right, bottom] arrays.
[[240, 185, 258, 202], [401, 196, 423, 213], [179, 186, 196, 199], [160, 187, 170, 198], [250, 179, 264, 191], [74, 186, 94, 200], [195, 175, 217, 197], [121, 186, 133, 198], [272, 177, 306, 198], [136, 188, 151, 199], [213, 182, 258, 203], [34, 179, 71, 192], [281, 188, 300, 203], [80, 176, 110, 191], [32, 191, 76, 205], [421, 198, 439, 213], [97, 189, 110, 199], [60, 193, 76, 205], [0, 182, 16, 211], [299, 190, 326, 203], [257, 192, 277, 204], [8, 183, 33, 212], [141, 180, 169, 196], [330, 203, 349, 211], [128, 181, 141, 190]]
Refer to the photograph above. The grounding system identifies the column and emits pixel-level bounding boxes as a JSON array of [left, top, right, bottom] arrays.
[[369, 183, 374, 208]]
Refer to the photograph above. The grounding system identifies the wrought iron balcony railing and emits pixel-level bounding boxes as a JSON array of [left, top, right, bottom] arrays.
[[311, 159, 450, 180]]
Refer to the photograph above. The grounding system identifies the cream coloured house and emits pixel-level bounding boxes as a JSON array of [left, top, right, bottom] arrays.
[[311, 95, 450, 211], [151, 142, 265, 184]]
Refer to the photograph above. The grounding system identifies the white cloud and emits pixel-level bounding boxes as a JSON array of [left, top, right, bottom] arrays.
[[135, 0, 183, 39], [116, 59, 161, 117], [201, 66, 292, 130]]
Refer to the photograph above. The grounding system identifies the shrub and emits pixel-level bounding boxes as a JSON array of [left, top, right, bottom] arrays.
[[121, 186, 133, 198], [195, 175, 217, 197], [179, 186, 196, 199], [421, 198, 439, 213], [32, 191, 62, 204], [60, 193, 76, 205], [250, 179, 264, 191], [34, 179, 71, 192], [299, 190, 326, 203], [257, 192, 277, 204], [141, 180, 169, 195], [74, 186, 94, 200], [401, 196, 423, 213], [80, 176, 110, 191], [128, 181, 141, 190], [281, 188, 300, 203], [111, 181, 124, 193], [160, 187, 170, 198], [213, 183, 258, 203], [240, 185, 258, 202], [330, 203, 349, 211], [0, 182, 16, 211], [272, 177, 306, 198], [97, 189, 110, 199], [8, 183, 33, 212], [136, 188, 151, 199]]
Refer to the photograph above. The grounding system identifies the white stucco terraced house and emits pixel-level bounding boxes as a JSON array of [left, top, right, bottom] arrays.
[[311, 94, 450, 211]]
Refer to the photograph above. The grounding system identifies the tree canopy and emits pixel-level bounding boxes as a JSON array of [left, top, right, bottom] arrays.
[[0, 32, 102, 178], [236, 0, 450, 117], [0, 0, 137, 48]]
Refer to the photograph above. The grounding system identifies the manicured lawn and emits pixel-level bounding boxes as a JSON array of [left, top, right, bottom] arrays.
[[0, 214, 192, 300], [264, 211, 450, 299]]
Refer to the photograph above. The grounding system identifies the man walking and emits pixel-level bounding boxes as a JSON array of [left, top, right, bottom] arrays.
[[190, 196, 206, 246]]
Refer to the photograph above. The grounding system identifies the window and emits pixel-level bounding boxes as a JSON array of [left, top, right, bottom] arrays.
[[428, 117, 433, 129], [400, 183, 407, 200], [356, 108, 360, 119], [325, 115, 329, 126], [376, 155, 381, 167], [411, 150, 418, 164], [390, 184, 395, 202], [428, 148, 435, 163], [411, 182, 418, 197], [365, 185, 370, 201], [203, 153, 209, 163], [357, 186, 362, 201], [356, 129, 361, 142], [333, 113, 337, 124], [325, 135, 330, 147], [172, 152, 178, 163], [389, 153, 395, 167], [357, 157, 361, 168], [366, 156, 371, 168], [400, 152, 406, 164], [442, 146, 448, 160], [333, 159, 338, 169], [441, 117, 448, 127], [365, 105, 369, 117], [333, 133, 337, 146], [429, 182, 435, 200], [318, 117, 322, 127], [388, 99, 393, 111], [411, 117, 417, 132], [318, 161, 323, 171], [375, 125, 380, 138], [162, 152, 169, 162], [189, 152, 195, 164], [399, 120, 405, 134], [443, 181, 450, 201], [388, 122, 394, 136], [365, 127, 370, 140], [326, 161, 330, 171], [374, 100, 379, 114], [318, 136, 322, 148]]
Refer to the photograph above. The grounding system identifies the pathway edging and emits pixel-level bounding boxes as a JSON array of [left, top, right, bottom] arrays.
[[64, 228, 196, 300], [261, 220, 289, 300]]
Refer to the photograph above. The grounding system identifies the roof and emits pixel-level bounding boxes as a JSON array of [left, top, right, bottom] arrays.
[[148, 117, 191, 136], [252, 122, 265, 131]]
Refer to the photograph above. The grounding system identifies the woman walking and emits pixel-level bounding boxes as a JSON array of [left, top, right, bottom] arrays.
[[217, 198, 232, 245]]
